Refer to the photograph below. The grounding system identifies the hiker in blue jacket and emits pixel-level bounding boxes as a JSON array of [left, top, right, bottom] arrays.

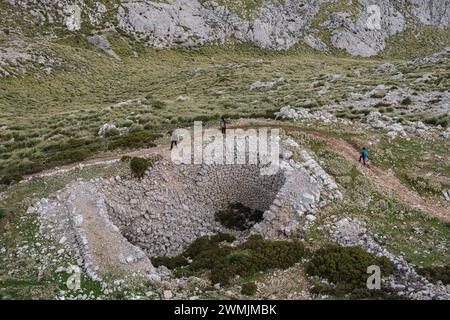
[[219, 117, 231, 134], [359, 147, 369, 166]]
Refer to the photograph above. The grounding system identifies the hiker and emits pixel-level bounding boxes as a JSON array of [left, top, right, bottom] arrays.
[[359, 147, 369, 166], [170, 131, 179, 150], [219, 117, 231, 134]]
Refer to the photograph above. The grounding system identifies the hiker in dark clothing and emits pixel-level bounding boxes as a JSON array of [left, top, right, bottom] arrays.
[[359, 147, 369, 166], [219, 117, 231, 134], [170, 131, 179, 150]]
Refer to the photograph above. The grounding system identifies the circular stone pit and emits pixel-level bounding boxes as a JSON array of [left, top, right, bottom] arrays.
[[31, 138, 343, 280], [102, 160, 286, 257]]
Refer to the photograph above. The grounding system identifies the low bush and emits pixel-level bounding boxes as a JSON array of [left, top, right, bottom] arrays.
[[47, 147, 92, 164], [0, 207, 6, 220], [424, 115, 449, 128], [306, 244, 394, 294], [241, 282, 257, 296], [153, 233, 305, 286], [239, 235, 305, 272], [130, 157, 148, 178], [215, 203, 263, 230], [152, 255, 188, 269], [417, 266, 450, 285], [104, 128, 121, 137], [184, 233, 235, 259], [405, 173, 443, 194], [0, 172, 24, 185], [401, 97, 412, 105]]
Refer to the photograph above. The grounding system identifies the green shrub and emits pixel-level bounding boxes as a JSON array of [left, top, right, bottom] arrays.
[[306, 244, 394, 293], [0, 172, 24, 185], [104, 128, 120, 137], [0, 207, 6, 220], [215, 203, 263, 230], [405, 174, 442, 194], [417, 266, 450, 285], [153, 233, 304, 286], [120, 155, 131, 163], [239, 235, 305, 272], [425, 114, 449, 127], [241, 282, 257, 296], [107, 131, 160, 151], [130, 157, 148, 178], [401, 97, 412, 105], [152, 255, 188, 269], [184, 233, 235, 259], [370, 91, 386, 99]]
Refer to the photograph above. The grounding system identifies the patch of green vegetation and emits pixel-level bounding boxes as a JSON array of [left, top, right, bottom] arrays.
[[306, 244, 394, 295], [0, 161, 140, 299], [381, 25, 450, 59], [309, 0, 362, 49], [401, 96, 412, 105], [404, 173, 446, 197], [106, 33, 134, 58], [241, 282, 257, 296], [129, 155, 161, 178], [130, 157, 149, 178], [215, 202, 263, 230], [316, 150, 353, 177], [199, 0, 285, 20], [371, 90, 386, 99], [417, 266, 450, 285], [153, 234, 305, 286], [152, 255, 189, 269], [423, 114, 449, 128]]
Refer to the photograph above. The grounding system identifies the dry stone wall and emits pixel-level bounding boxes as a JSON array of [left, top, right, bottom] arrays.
[[29, 137, 343, 280]]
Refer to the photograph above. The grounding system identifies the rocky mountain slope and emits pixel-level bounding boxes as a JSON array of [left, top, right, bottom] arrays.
[[1, 0, 450, 56]]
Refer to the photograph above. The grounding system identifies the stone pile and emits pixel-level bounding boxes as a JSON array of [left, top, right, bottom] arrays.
[[250, 77, 285, 91], [275, 106, 336, 123]]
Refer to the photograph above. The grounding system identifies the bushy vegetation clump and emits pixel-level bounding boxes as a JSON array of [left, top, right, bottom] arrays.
[[424, 115, 449, 128], [130, 157, 149, 178], [306, 244, 394, 294], [405, 173, 443, 195], [215, 203, 263, 230], [0, 173, 24, 186], [370, 90, 386, 99], [152, 234, 305, 285], [401, 97, 412, 105], [152, 255, 188, 269], [417, 266, 450, 285], [129, 154, 162, 178]]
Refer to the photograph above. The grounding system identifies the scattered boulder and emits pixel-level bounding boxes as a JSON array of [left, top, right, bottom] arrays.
[[375, 63, 397, 74], [87, 35, 120, 60], [250, 77, 285, 91]]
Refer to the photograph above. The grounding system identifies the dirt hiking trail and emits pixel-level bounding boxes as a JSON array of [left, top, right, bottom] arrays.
[[22, 122, 450, 222]]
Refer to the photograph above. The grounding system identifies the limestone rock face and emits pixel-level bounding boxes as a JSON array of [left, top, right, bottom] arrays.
[[406, 0, 450, 27], [4, 0, 450, 56], [330, 0, 406, 57]]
